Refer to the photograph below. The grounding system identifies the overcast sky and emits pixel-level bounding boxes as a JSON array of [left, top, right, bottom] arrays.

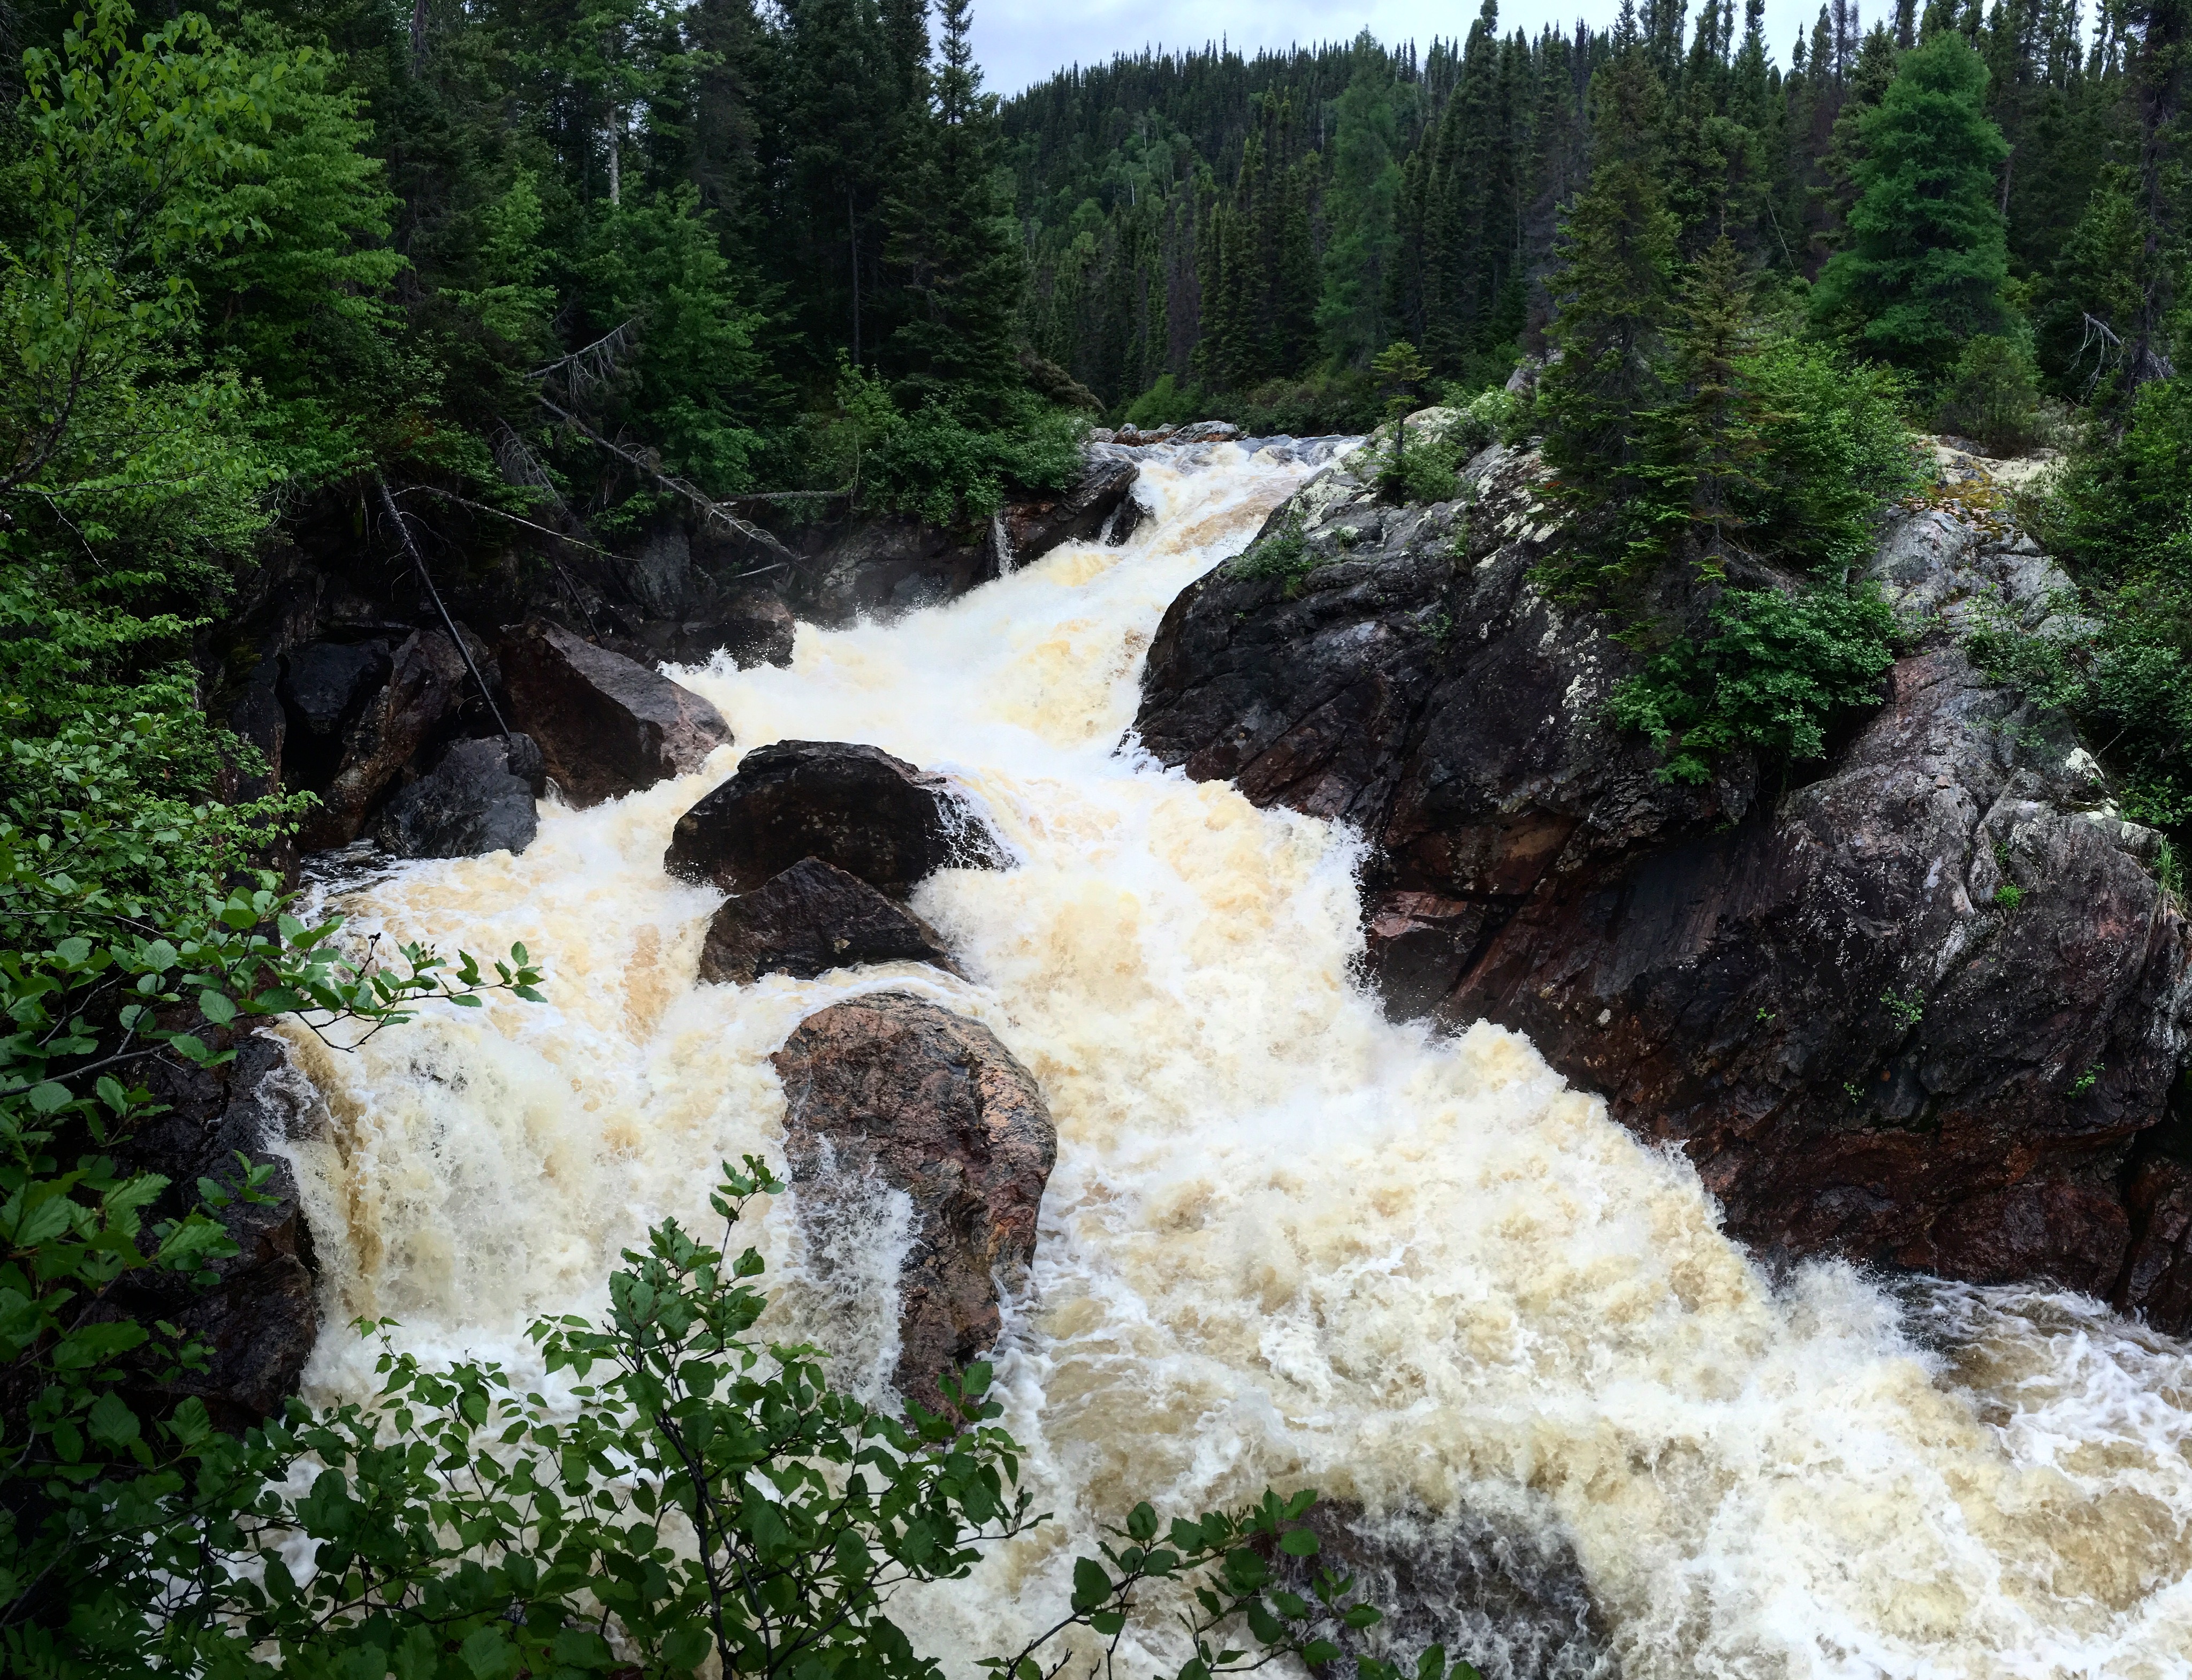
[[971, 0, 1856, 97]]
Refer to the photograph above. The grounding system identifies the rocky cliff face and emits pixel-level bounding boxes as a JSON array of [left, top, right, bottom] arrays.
[[1136, 433, 2192, 1325]]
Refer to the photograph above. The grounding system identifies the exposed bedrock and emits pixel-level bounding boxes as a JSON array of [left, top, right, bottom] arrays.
[[771, 993, 1055, 1410], [499, 617, 730, 807], [1135, 440, 2192, 1325], [665, 739, 1008, 896]]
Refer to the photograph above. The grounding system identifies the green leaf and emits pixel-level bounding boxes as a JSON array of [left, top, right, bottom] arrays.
[[27, 1081, 72, 1113], [1279, 1526, 1320, 1556], [198, 989, 237, 1025], [87, 1389, 141, 1449], [660, 1625, 712, 1671], [1072, 1555, 1113, 1612], [459, 1625, 520, 1678]]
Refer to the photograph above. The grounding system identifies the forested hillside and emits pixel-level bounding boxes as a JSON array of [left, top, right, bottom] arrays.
[[4, 0, 2192, 1671], [1008, 0, 2166, 429]]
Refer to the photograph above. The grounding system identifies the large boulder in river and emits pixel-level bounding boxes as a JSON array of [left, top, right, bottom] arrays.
[[1266, 1501, 1608, 1680], [666, 740, 1008, 896], [372, 734, 544, 858], [998, 453, 1138, 562], [298, 629, 469, 850], [499, 618, 730, 806], [699, 857, 958, 984], [1135, 439, 2192, 1326], [772, 993, 1055, 1410], [608, 587, 797, 672]]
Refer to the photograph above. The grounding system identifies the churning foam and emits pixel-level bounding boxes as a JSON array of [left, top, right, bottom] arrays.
[[279, 442, 2192, 1678]]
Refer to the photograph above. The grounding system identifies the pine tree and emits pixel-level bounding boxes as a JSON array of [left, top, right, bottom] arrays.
[[1810, 28, 2011, 377]]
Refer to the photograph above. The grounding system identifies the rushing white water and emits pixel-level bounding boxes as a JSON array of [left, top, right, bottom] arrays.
[[278, 441, 2192, 1679]]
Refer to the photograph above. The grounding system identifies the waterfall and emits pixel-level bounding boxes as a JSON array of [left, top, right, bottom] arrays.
[[277, 440, 2192, 1678], [990, 511, 1016, 575]]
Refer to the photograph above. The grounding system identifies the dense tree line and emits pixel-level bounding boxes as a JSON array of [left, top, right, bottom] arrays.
[[1007, 0, 2184, 430]]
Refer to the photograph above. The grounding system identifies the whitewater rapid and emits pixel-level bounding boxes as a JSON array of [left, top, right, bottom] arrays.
[[278, 442, 2192, 1678]]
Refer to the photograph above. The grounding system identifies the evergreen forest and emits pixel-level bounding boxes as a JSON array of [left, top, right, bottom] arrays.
[[2, 0, 2191, 1671]]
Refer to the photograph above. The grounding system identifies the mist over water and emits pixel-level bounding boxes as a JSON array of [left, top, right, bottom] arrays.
[[277, 441, 2192, 1678]]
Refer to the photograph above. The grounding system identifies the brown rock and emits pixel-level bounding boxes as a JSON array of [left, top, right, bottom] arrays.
[[666, 740, 1007, 898], [2122, 1155, 2192, 1327], [771, 993, 1055, 1410], [1000, 454, 1138, 562], [500, 617, 730, 807], [299, 629, 468, 849], [699, 857, 958, 984]]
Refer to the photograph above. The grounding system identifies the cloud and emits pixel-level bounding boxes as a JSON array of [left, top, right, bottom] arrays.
[[973, 0, 1846, 98]]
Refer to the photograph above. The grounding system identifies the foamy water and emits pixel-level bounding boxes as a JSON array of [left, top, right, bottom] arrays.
[[277, 442, 2192, 1678]]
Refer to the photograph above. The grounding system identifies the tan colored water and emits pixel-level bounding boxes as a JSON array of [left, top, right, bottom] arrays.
[[278, 442, 2192, 1678]]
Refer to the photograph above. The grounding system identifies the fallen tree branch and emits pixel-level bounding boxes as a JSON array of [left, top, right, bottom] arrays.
[[536, 396, 798, 562], [376, 477, 513, 739]]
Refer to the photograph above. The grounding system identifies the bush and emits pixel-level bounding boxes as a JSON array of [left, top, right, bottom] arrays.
[[1608, 583, 1902, 783], [1124, 372, 1209, 429], [2004, 376, 2192, 841], [801, 364, 1087, 529], [1227, 511, 1318, 588], [1935, 333, 2044, 453]]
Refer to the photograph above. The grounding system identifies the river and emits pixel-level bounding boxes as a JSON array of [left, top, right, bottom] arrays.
[[276, 439, 2192, 1678]]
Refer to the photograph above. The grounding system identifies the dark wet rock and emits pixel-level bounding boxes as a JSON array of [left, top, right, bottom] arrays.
[[1268, 1501, 1611, 1680], [790, 453, 1141, 625], [698, 856, 957, 984], [372, 735, 541, 858], [793, 515, 988, 625], [665, 740, 1007, 898], [772, 992, 1055, 1410], [621, 524, 691, 618], [223, 659, 288, 803], [1136, 439, 2192, 1326], [1102, 492, 1148, 546], [280, 640, 392, 739], [499, 618, 730, 807], [999, 453, 1137, 561], [299, 629, 469, 850], [109, 1035, 317, 1432], [618, 589, 797, 670]]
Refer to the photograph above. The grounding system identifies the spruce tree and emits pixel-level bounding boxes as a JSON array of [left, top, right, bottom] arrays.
[[1639, 235, 1767, 571], [884, 0, 1025, 415], [1810, 29, 2011, 378], [1316, 54, 1403, 366], [1536, 48, 1679, 583]]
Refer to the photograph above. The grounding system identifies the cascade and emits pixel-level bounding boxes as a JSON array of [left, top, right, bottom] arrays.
[[278, 440, 2192, 1678]]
